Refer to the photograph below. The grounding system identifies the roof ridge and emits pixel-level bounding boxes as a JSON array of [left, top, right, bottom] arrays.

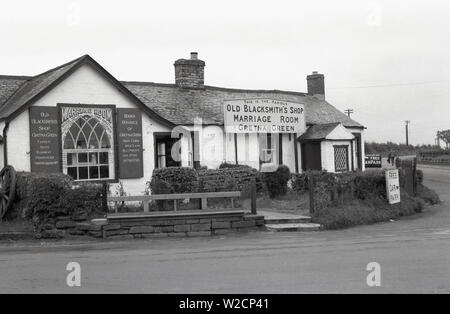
[[0, 75, 32, 80], [31, 55, 88, 80], [122, 80, 308, 96]]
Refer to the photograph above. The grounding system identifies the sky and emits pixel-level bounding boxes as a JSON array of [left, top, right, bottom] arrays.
[[1, 0, 449, 145]]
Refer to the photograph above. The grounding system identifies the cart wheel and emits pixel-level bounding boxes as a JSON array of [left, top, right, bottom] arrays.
[[0, 165, 17, 220]]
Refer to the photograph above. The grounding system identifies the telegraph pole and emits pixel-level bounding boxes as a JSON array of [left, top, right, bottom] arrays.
[[344, 109, 354, 118], [405, 120, 410, 146]]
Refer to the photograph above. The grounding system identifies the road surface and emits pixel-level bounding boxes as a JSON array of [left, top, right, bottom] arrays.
[[0, 165, 450, 293]]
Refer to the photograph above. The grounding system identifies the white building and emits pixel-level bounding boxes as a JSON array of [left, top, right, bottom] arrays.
[[0, 53, 365, 195]]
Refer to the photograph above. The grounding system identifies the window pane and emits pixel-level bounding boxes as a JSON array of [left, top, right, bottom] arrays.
[[76, 137, 87, 149], [67, 153, 75, 166], [100, 134, 110, 148], [100, 166, 109, 178], [79, 167, 88, 180], [67, 167, 77, 180], [64, 135, 74, 149], [78, 153, 88, 163], [89, 153, 98, 165], [99, 152, 108, 164], [89, 166, 99, 179]]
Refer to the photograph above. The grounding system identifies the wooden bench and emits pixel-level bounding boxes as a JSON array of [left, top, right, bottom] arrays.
[[108, 191, 241, 213]]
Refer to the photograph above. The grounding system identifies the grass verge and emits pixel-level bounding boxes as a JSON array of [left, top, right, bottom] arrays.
[[311, 187, 433, 230]]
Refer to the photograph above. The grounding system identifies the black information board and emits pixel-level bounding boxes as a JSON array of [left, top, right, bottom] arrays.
[[365, 154, 382, 168], [117, 108, 143, 178], [29, 107, 61, 173]]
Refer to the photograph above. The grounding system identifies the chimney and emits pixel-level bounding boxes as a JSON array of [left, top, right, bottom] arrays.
[[174, 52, 205, 89], [307, 71, 325, 100]]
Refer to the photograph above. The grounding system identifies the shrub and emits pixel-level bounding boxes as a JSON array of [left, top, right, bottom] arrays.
[[291, 173, 308, 193], [151, 167, 198, 194], [150, 178, 173, 195], [198, 165, 264, 194], [16, 172, 73, 201], [263, 165, 291, 198], [416, 184, 440, 204], [58, 183, 104, 221], [416, 169, 424, 185], [24, 176, 71, 231], [312, 191, 423, 229]]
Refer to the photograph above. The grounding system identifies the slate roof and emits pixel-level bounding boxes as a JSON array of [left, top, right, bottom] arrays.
[[298, 122, 342, 141], [0, 56, 84, 119], [0, 55, 364, 129], [123, 82, 364, 128]]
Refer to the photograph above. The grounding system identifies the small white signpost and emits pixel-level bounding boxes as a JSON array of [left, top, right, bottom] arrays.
[[386, 169, 401, 204]]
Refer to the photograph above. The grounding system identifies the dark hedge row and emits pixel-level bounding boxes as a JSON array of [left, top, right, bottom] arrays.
[[14, 172, 104, 233]]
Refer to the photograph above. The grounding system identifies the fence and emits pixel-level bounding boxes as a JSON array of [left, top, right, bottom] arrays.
[[107, 179, 258, 215]]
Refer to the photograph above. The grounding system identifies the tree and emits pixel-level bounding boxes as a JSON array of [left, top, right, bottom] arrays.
[[438, 130, 450, 149]]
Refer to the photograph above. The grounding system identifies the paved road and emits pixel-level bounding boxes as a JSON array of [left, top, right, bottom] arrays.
[[1, 166, 450, 293]]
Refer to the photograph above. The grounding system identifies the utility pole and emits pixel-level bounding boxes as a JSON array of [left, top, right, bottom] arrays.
[[436, 131, 441, 147], [344, 109, 354, 118], [405, 120, 410, 146]]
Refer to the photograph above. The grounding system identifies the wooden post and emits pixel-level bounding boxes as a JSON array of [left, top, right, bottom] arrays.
[[230, 198, 235, 209], [201, 198, 207, 210], [174, 200, 178, 211], [101, 182, 108, 213], [251, 178, 257, 215], [143, 201, 149, 213]]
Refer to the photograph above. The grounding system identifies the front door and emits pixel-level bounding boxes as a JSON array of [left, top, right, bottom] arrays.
[[301, 142, 322, 171]]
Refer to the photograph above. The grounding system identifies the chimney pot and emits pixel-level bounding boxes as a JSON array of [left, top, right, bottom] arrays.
[[190, 52, 198, 60]]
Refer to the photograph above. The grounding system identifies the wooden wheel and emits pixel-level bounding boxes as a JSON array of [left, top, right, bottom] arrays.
[[0, 165, 17, 220]]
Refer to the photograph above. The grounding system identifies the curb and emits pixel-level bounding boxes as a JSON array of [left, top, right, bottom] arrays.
[[0, 232, 35, 241]]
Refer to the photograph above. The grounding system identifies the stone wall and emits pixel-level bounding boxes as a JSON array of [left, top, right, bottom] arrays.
[[52, 211, 265, 240]]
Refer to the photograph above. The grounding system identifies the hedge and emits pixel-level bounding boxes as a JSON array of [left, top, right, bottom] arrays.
[[151, 167, 198, 194], [262, 165, 291, 198], [198, 164, 265, 195], [14, 172, 103, 232]]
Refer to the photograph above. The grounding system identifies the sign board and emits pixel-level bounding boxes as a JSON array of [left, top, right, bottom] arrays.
[[223, 99, 305, 133], [365, 154, 382, 168], [29, 107, 61, 173], [386, 169, 401, 204], [117, 108, 143, 178]]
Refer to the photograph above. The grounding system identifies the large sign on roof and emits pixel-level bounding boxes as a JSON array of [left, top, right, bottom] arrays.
[[223, 98, 306, 133]]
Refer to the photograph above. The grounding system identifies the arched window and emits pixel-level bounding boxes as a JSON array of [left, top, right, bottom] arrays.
[[62, 114, 113, 181]]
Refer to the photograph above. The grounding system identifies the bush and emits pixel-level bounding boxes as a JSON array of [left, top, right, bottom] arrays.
[[291, 173, 308, 193], [416, 169, 424, 185], [198, 165, 264, 194], [150, 178, 174, 195], [263, 165, 291, 198], [24, 176, 71, 231], [16, 172, 73, 201], [416, 184, 440, 204], [151, 167, 198, 194], [58, 183, 104, 221], [312, 191, 423, 229]]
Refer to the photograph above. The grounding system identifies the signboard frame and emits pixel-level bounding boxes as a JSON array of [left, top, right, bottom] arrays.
[[29, 106, 62, 173], [223, 98, 306, 134], [116, 108, 144, 179], [365, 154, 382, 168], [386, 169, 401, 204]]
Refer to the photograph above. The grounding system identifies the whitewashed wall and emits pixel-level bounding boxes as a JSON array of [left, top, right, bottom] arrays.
[[321, 140, 353, 173], [5, 63, 172, 195]]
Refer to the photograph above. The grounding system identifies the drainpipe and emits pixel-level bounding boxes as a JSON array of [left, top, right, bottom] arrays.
[[3, 122, 9, 166]]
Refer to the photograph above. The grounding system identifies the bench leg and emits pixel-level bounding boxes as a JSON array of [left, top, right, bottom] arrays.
[[201, 198, 207, 210]]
